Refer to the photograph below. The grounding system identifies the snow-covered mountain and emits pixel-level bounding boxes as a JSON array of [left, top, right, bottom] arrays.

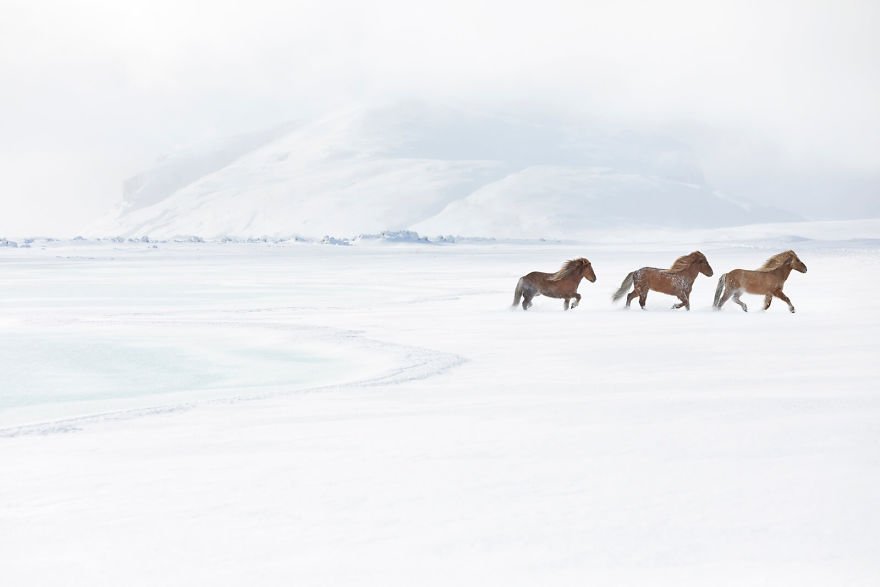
[[93, 103, 797, 239]]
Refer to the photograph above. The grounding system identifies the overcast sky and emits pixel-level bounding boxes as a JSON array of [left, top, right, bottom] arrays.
[[1, 0, 878, 235]]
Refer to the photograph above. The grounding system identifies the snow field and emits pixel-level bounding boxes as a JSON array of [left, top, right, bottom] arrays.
[[1, 237, 878, 585]]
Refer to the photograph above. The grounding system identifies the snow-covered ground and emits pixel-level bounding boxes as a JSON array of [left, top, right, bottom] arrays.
[[1, 228, 879, 585]]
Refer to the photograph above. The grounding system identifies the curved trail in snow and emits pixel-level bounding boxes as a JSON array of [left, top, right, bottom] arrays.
[[0, 320, 465, 438]]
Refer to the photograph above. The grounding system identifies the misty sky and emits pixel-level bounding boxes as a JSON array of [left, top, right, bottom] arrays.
[[1, 0, 878, 235]]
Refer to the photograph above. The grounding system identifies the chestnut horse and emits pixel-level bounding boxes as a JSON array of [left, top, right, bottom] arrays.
[[512, 258, 597, 311], [611, 251, 714, 310], [713, 250, 807, 313]]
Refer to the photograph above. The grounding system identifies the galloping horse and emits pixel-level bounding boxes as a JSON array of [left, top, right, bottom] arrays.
[[512, 258, 597, 311], [713, 250, 807, 313], [612, 251, 714, 310]]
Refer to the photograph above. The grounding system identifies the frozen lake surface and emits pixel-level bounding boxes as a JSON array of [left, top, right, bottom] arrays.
[[0, 326, 371, 427], [1, 232, 879, 585]]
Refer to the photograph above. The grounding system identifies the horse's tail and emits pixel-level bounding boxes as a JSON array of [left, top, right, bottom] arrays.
[[611, 272, 634, 303], [713, 274, 727, 309], [512, 277, 524, 309]]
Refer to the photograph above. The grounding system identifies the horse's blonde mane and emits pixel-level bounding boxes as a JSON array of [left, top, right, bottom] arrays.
[[759, 250, 796, 271], [667, 251, 704, 273], [548, 258, 589, 281]]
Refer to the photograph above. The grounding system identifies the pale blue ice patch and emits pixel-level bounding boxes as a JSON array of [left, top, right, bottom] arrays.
[[0, 328, 352, 426]]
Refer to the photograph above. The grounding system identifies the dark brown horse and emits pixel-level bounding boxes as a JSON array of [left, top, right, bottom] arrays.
[[713, 250, 807, 313], [612, 251, 714, 310], [512, 258, 597, 311]]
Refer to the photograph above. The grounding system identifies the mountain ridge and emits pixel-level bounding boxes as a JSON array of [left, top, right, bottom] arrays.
[[91, 103, 799, 239]]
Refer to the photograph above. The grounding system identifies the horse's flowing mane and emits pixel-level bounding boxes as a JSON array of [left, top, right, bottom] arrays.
[[666, 252, 703, 273], [548, 258, 588, 281], [758, 250, 795, 271]]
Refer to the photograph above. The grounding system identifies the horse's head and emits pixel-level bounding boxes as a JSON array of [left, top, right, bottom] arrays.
[[693, 251, 714, 277], [790, 251, 808, 273], [761, 250, 807, 274], [580, 258, 597, 283]]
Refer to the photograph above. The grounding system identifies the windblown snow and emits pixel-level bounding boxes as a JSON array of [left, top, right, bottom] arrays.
[[92, 103, 797, 240], [1, 223, 879, 586]]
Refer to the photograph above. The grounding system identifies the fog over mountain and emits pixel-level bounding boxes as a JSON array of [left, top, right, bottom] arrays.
[[2, 1, 877, 236], [93, 103, 797, 239]]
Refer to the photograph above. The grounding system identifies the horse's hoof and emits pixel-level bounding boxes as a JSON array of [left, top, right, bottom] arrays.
[[743, 306, 748, 313], [790, 307, 796, 314]]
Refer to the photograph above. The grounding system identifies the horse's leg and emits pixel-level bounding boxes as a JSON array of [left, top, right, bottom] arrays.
[[522, 290, 534, 311], [571, 293, 581, 309], [717, 288, 734, 310], [732, 292, 748, 312], [638, 291, 648, 310], [773, 288, 795, 313], [672, 292, 688, 310], [763, 295, 773, 310], [625, 290, 638, 309], [564, 298, 570, 311]]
